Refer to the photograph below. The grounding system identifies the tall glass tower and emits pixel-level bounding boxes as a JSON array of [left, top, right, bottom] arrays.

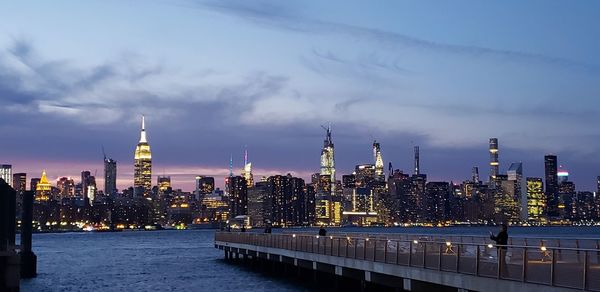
[[489, 138, 499, 183], [134, 116, 152, 196]]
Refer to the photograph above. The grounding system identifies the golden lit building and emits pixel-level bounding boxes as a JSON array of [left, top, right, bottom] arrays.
[[35, 170, 52, 201], [134, 115, 152, 196], [527, 177, 546, 223]]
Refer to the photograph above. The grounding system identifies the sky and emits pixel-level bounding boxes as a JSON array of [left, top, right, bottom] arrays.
[[1, 0, 599, 191]]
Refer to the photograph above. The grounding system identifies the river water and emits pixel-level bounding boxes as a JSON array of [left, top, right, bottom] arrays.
[[20, 227, 600, 291]]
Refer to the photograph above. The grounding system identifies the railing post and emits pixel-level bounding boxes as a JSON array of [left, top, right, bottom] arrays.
[[396, 240, 400, 265], [354, 238, 357, 259], [455, 244, 460, 272], [373, 240, 376, 261], [522, 247, 527, 282], [422, 242, 426, 268], [330, 236, 334, 255], [475, 245, 480, 276], [550, 248, 556, 286], [583, 250, 588, 290], [383, 240, 387, 263], [438, 243, 442, 270], [408, 241, 412, 266], [497, 248, 501, 279]]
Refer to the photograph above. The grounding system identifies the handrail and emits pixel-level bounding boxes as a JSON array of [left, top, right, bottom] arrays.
[[216, 231, 600, 291], [280, 230, 600, 241]]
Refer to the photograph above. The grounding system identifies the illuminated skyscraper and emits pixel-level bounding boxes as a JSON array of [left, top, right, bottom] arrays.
[[241, 148, 254, 188], [35, 170, 52, 201], [0, 164, 12, 186], [373, 140, 384, 179], [81, 171, 96, 204], [320, 124, 335, 194], [544, 154, 558, 219], [489, 138, 499, 183], [507, 162, 524, 220], [134, 115, 152, 196], [56, 177, 75, 199], [414, 146, 420, 176], [227, 176, 248, 218], [526, 177, 546, 223], [104, 155, 117, 196], [317, 124, 340, 225], [12, 173, 26, 192]]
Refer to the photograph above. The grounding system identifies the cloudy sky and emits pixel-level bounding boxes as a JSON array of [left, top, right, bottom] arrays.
[[1, 0, 599, 191]]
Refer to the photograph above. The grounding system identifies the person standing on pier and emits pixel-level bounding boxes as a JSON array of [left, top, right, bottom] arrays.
[[490, 224, 509, 276], [318, 226, 327, 236]]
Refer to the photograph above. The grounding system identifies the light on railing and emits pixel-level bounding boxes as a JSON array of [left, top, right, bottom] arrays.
[[487, 244, 494, 248], [446, 241, 452, 247], [540, 246, 547, 251], [413, 240, 419, 244], [365, 238, 369, 241], [316, 235, 320, 239], [347, 237, 351, 241], [292, 234, 296, 238], [330, 236, 333, 239]]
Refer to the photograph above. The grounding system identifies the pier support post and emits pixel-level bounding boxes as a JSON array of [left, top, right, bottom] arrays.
[[21, 191, 37, 278], [1, 179, 20, 291]]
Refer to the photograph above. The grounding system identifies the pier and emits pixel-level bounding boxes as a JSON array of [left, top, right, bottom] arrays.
[[215, 231, 600, 291]]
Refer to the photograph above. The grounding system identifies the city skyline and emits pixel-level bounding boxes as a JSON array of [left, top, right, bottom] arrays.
[[1, 1, 600, 191]]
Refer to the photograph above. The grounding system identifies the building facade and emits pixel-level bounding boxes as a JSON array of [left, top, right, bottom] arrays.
[[134, 116, 152, 196]]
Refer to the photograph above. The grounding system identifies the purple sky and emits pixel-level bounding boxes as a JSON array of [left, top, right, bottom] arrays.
[[1, 0, 600, 191]]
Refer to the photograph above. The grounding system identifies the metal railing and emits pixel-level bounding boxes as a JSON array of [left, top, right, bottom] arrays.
[[215, 232, 600, 291]]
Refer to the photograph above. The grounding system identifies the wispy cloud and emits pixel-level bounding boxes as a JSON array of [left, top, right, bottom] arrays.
[[196, 0, 600, 72]]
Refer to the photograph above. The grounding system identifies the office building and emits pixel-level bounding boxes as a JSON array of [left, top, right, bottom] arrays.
[[526, 177, 546, 223], [12, 173, 26, 192], [544, 155, 559, 219], [227, 175, 247, 218], [134, 115, 152, 196], [489, 138, 499, 183], [104, 156, 117, 196], [0, 164, 12, 186]]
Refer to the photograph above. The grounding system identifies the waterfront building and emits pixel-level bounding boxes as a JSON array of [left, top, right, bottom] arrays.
[[134, 115, 152, 196], [544, 154, 559, 219], [227, 176, 247, 218], [489, 138, 499, 183], [198, 193, 230, 223], [104, 156, 117, 196], [247, 181, 270, 227], [526, 177, 546, 223], [0, 164, 12, 186]]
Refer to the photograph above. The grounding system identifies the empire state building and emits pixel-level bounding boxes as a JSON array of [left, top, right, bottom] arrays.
[[134, 115, 152, 196]]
